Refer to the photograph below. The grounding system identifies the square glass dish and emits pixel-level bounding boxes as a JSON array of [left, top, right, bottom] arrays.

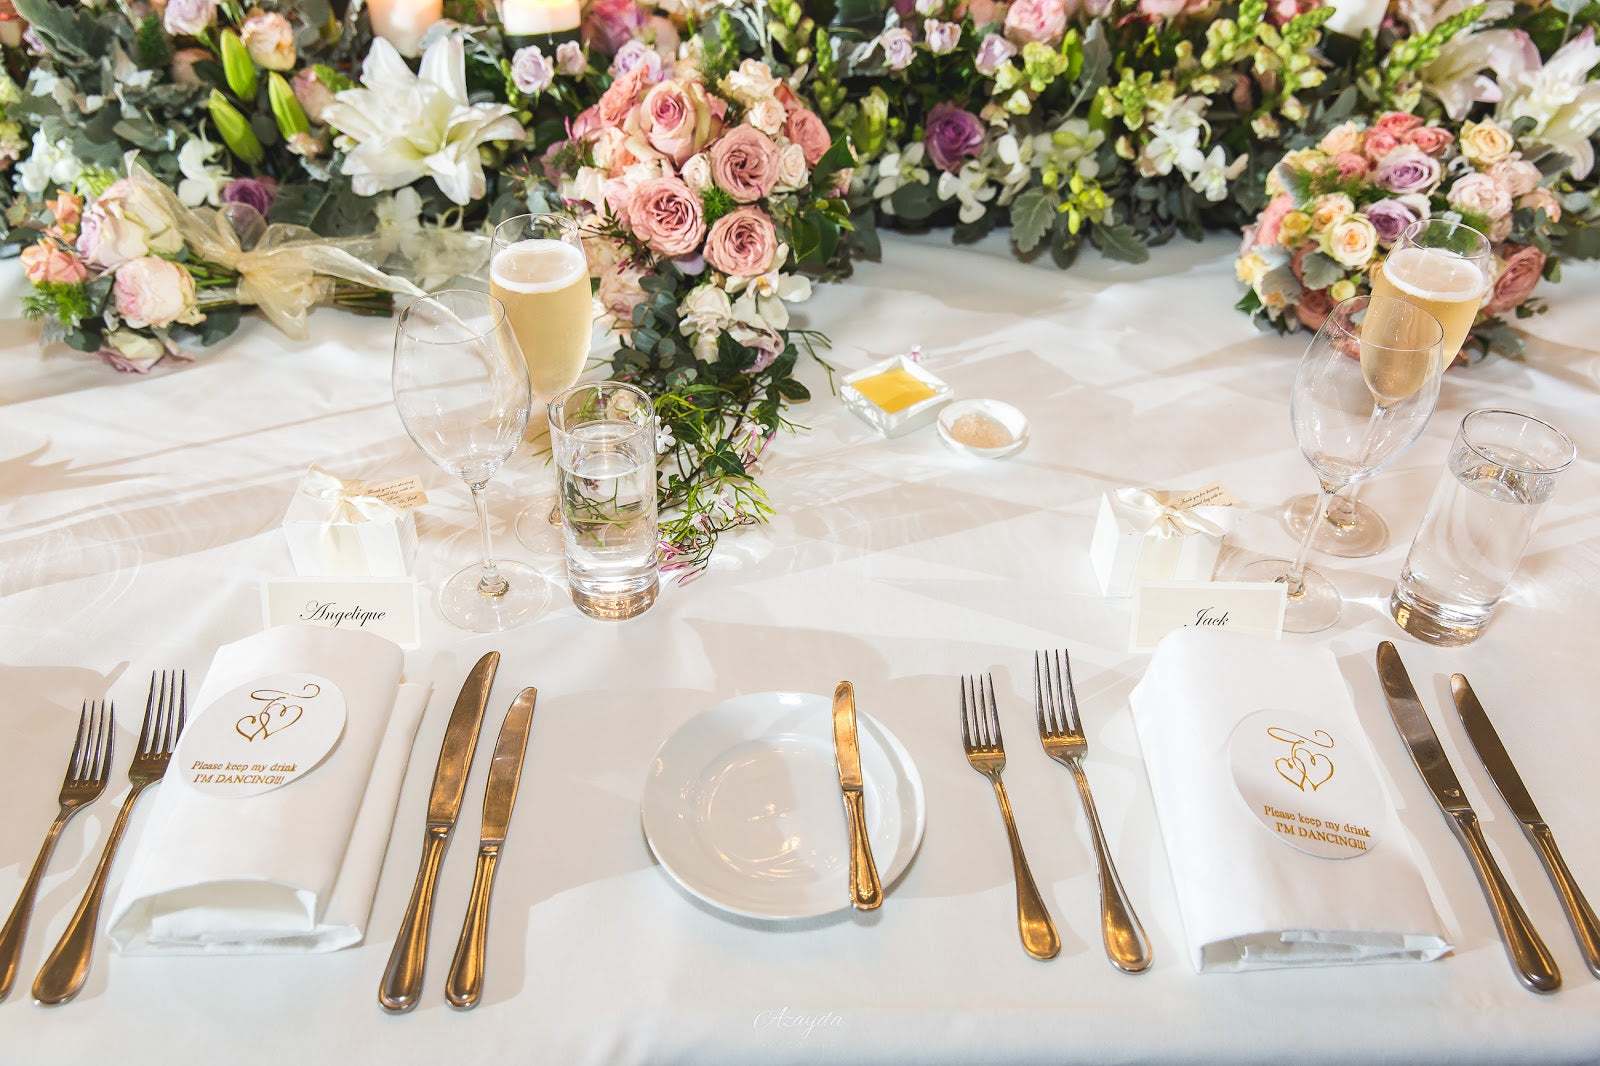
[[839, 356, 952, 438]]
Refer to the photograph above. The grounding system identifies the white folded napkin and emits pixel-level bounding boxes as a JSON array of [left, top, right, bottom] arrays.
[[108, 625, 430, 954], [1129, 628, 1451, 973]]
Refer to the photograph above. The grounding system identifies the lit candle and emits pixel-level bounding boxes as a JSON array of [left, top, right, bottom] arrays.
[[366, 0, 442, 57], [499, 0, 581, 37]]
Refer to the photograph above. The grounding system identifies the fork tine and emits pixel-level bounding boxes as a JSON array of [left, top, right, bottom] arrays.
[[174, 671, 187, 743], [82, 702, 100, 782], [96, 702, 114, 782], [1059, 649, 1081, 735], [1034, 653, 1048, 736], [960, 676, 972, 750], [138, 673, 157, 756], [984, 673, 1002, 749], [68, 702, 90, 781]]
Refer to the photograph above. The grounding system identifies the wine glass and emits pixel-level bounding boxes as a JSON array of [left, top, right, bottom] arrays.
[[1235, 295, 1444, 633], [1280, 219, 1491, 559], [393, 289, 549, 632], [489, 212, 594, 553]]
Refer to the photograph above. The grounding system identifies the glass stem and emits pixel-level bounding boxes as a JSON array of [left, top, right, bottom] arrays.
[[1285, 488, 1337, 599], [470, 481, 508, 598], [1326, 483, 1362, 531]]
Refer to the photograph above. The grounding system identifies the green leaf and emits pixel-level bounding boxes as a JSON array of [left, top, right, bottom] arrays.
[[1010, 188, 1054, 255], [1299, 250, 1344, 290], [1077, 20, 1112, 93], [198, 305, 243, 345], [777, 377, 811, 401], [889, 180, 939, 222], [1089, 223, 1149, 264], [12, 0, 110, 64]]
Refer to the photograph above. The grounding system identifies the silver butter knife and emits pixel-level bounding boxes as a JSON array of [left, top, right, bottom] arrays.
[[1453, 674, 1600, 978], [1377, 642, 1559, 993], [446, 687, 536, 1010], [380, 651, 499, 1014]]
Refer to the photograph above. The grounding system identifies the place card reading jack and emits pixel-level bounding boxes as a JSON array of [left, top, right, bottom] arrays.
[[262, 577, 421, 648], [1130, 581, 1286, 652]]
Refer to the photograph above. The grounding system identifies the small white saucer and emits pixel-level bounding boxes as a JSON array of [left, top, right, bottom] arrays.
[[937, 399, 1029, 458], [640, 691, 925, 920]]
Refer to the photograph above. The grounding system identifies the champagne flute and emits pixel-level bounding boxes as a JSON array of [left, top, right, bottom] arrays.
[[489, 212, 594, 553], [1280, 219, 1491, 558], [393, 289, 548, 632], [1235, 296, 1444, 633]]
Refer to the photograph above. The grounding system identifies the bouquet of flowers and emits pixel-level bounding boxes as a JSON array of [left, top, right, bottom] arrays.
[[1235, 109, 1566, 356], [537, 51, 851, 577]]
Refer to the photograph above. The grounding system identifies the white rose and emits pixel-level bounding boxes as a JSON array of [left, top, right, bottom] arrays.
[[680, 152, 712, 192], [679, 283, 734, 338], [721, 59, 780, 106], [748, 98, 786, 136], [1448, 172, 1514, 221], [1321, 215, 1378, 269], [113, 256, 201, 329], [163, 0, 217, 37], [774, 142, 809, 192]]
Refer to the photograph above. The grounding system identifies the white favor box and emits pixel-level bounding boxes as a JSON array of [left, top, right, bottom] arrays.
[[282, 473, 418, 578], [1090, 490, 1228, 597]]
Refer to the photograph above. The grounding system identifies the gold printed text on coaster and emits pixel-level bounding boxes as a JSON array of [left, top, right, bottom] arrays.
[[1227, 709, 1381, 861], [173, 673, 348, 798]]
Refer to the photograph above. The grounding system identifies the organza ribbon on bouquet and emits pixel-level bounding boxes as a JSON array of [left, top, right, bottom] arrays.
[[1113, 487, 1227, 540], [126, 164, 423, 338]]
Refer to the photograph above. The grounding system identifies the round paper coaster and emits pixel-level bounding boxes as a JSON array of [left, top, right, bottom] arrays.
[[1227, 709, 1382, 861], [173, 673, 346, 797]]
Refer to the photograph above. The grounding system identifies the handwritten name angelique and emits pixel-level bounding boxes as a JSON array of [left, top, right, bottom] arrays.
[[299, 600, 388, 628]]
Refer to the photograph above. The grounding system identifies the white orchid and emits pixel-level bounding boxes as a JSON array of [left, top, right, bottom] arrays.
[[321, 36, 525, 205], [936, 161, 996, 223], [1494, 27, 1600, 179], [872, 142, 931, 208], [176, 137, 228, 206], [1180, 145, 1248, 202], [729, 267, 811, 332]]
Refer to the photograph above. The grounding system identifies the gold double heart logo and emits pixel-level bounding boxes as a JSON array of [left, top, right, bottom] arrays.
[[1268, 726, 1335, 792], [236, 683, 321, 743]]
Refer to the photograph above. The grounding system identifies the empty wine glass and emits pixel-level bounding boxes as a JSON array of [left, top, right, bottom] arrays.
[[393, 289, 549, 632], [1235, 295, 1444, 633]]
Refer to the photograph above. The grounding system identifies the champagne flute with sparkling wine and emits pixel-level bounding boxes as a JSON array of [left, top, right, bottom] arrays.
[[1280, 219, 1491, 559], [1235, 296, 1444, 633], [393, 289, 546, 633], [489, 212, 594, 552]]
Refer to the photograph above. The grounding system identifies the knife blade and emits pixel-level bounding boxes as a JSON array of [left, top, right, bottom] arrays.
[[1376, 642, 1559, 993], [446, 687, 536, 1010], [1453, 674, 1600, 978], [832, 681, 882, 911], [379, 651, 499, 1014]]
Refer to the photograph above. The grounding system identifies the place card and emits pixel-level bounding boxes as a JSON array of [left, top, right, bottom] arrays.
[[262, 578, 421, 649], [174, 673, 347, 797], [1129, 581, 1286, 652]]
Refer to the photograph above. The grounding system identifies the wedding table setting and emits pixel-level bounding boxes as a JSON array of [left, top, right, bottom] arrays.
[[4, 227, 1600, 1063]]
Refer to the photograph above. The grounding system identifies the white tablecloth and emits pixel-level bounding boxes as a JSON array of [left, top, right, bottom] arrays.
[[3, 233, 1599, 1064]]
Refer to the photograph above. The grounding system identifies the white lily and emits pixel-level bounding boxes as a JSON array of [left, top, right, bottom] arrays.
[[176, 137, 228, 206], [1495, 27, 1600, 179], [321, 36, 526, 205], [1422, 28, 1529, 120]]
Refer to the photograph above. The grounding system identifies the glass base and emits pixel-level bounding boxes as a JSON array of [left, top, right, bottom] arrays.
[[1282, 493, 1389, 559], [571, 573, 659, 621], [439, 560, 549, 632], [514, 494, 565, 556], [1389, 586, 1487, 647], [1235, 558, 1342, 634]]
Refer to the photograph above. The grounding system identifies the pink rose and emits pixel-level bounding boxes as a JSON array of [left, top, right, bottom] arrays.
[[784, 108, 831, 167], [292, 66, 335, 123], [596, 64, 650, 129], [598, 262, 648, 322], [957, 0, 1006, 27], [583, 0, 648, 55], [627, 176, 706, 257], [709, 125, 780, 203], [21, 243, 89, 284], [1331, 152, 1370, 180], [1372, 112, 1424, 137], [240, 11, 295, 72], [113, 256, 201, 329], [1483, 244, 1545, 317], [1487, 158, 1541, 199], [1363, 130, 1399, 160], [1404, 125, 1454, 157], [1294, 287, 1335, 332], [1447, 171, 1514, 221], [639, 80, 720, 166], [1004, 0, 1071, 46], [1518, 187, 1562, 223], [704, 206, 778, 277], [1255, 194, 1294, 248]]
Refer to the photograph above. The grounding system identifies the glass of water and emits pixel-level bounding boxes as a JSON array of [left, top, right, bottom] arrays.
[[549, 380, 660, 620], [1391, 409, 1576, 646]]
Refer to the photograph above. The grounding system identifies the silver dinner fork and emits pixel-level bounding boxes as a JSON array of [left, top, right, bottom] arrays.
[[960, 673, 1060, 961], [0, 701, 114, 1001], [1035, 649, 1152, 974], [33, 671, 186, 1006]]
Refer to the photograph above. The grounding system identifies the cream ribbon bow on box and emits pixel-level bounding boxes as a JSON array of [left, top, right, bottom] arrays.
[[1113, 487, 1228, 540], [303, 466, 402, 526]]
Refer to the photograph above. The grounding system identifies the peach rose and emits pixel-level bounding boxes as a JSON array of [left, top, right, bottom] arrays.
[[639, 80, 721, 166], [45, 190, 83, 231], [1483, 244, 1545, 316], [1372, 112, 1424, 137], [709, 125, 780, 203], [785, 107, 831, 167], [627, 176, 706, 257], [704, 206, 778, 277], [1488, 158, 1541, 199], [1317, 121, 1363, 156], [1363, 130, 1400, 160], [240, 11, 295, 72], [21, 243, 89, 284], [113, 256, 201, 329], [1518, 187, 1562, 223], [596, 64, 650, 130], [1331, 152, 1370, 180], [1322, 215, 1378, 269], [1460, 119, 1515, 168], [1404, 125, 1454, 157]]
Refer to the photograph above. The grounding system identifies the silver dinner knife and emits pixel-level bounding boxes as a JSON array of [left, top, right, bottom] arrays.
[[446, 687, 536, 1010], [1376, 642, 1559, 993], [380, 651, 499, 1014], [1453, 674, 1600, 978]]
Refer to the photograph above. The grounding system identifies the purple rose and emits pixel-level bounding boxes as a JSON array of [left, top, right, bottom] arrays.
[[223, 177, 278, 218], [975, 33, 1018, 75], [512, 45, 555, 94], [1361, 198, 1420, 247], [923, 102, 984, 174], [1372, 146, 1441, 196]]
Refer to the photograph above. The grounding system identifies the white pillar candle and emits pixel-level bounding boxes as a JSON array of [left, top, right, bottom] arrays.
[[500, 0, 581, 36], [366, 0, 442, 57]]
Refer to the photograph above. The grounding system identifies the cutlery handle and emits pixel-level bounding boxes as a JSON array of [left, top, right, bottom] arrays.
[[989, 777, 1060, 961], [445, 845, 500, 1010], [0, 814, 69, 1001], [1450, 812, 1560, 993], [33, 789, 141, 1006], [842, 790, 882, 911], [1068, 762, 1152, 974], [380, 826, 450, 1014], [1527, 823, 1600, 978]]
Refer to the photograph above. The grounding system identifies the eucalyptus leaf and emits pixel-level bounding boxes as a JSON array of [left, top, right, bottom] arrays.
[[1299, 250, 1344, 290]]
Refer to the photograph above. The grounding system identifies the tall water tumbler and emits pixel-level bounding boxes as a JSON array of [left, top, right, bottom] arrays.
[[549, 380, 660, 620], [1391, 409, 1576, 646]]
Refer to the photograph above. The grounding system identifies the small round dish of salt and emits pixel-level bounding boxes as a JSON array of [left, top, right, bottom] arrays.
[[937, 399, 1028, 459]]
